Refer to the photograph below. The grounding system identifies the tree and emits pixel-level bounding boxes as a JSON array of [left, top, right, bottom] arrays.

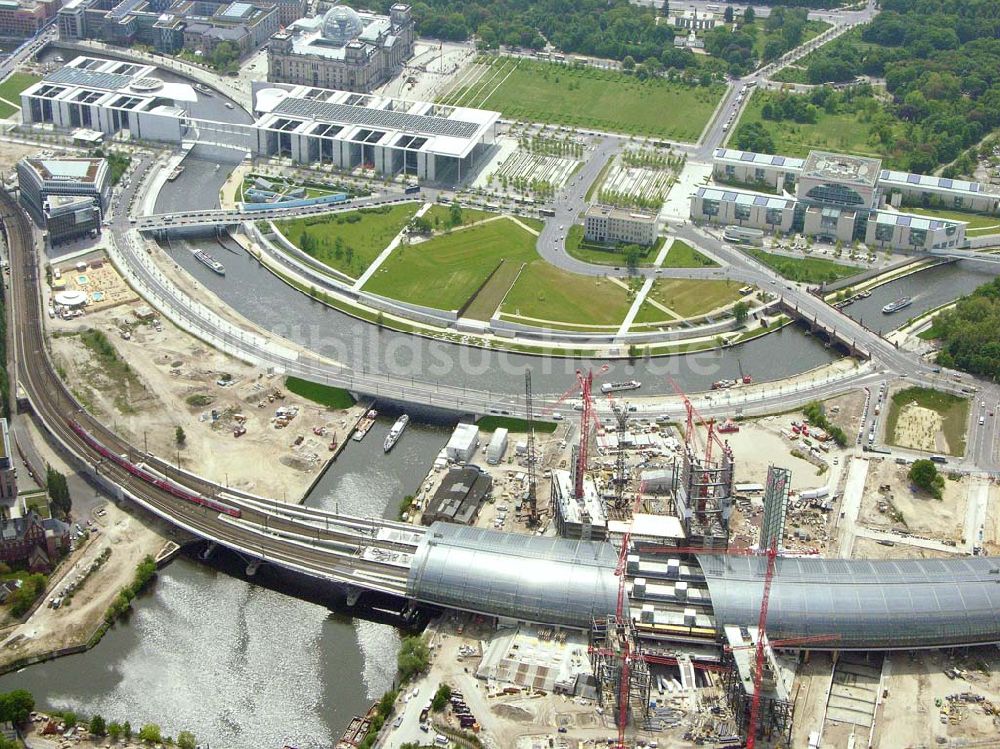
[[743, 6, 755, 24], [431, 683, 452, 712], [62, 711, 77, 729], [177, 730, 197, 749], [410, 215, 432, 234], [0, 689, 35, 725], [723, 5, 733, 23], [622, 55, 636, 71], [659, 0, 669, 17], [448, 203, 463, 228], [733, 300, 749, 326], [623, 245, 643, 269], [211, 41, 239, 72], [108, 722, 123, 741], [175, 426, 186, 447], [123, 721, 133, 739], [138, 723, 163, 744], [909, 459, 944, 499], [46, 465, 71, 517], [397, 635, 430, 682], [89, 714, 107, 736], [733, 121, 776, 154]]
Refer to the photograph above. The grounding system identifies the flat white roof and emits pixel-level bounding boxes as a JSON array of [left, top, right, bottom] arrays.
[[714, 147, 804, 170], [608, 513, 685, 540], [880, 168, 994, 198], [697, 185, 791, 210], [873, 210, 965, 231], [31, 56, 196, 104]]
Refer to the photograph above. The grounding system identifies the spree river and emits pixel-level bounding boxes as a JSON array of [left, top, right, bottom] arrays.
[[0, 418, 452, 748]]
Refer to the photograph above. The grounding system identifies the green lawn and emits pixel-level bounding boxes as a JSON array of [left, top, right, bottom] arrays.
[[0, 72, 39, 115], [661, 240, 718, 269], [747, 248, 858, 284], [902, 207, 1000, 237], [737, 90, 888, 159], [564, 225, 661, 267], [423, 204, 495, 229], [445, 58, 725, 141], [285, 376, 355, 410], [364, 217, 538, 311], [636, 279, 744, 321], [501, 263, 633, 327], [274, 204, 418, 278], [884, 386, 969, 457], [477, 416, 558, 433]]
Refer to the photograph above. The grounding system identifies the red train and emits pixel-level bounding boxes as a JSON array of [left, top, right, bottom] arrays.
[[67, 419, 242, 519]]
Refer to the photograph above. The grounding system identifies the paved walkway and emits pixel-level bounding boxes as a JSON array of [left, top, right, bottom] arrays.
[[353, 201, 432, 289]]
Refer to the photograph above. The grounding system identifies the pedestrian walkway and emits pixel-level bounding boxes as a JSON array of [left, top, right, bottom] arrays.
[[353, 202, 432, 289]]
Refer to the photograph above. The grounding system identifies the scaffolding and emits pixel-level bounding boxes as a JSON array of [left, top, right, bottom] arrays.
[[672, 442, 734, 548], [721, 630, 794, 748], [590, 615, 652, 736], [760, 465, 791, 552]]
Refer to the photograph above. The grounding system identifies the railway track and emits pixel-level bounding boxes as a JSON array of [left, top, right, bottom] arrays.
[[0, 190, 413, 597]]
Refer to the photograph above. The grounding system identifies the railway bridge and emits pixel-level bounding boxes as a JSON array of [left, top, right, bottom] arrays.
[[4, 189, 1000, 651]]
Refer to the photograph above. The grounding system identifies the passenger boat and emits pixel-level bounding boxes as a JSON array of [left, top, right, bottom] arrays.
[[881, 296, 912, 314], [352, 409, 378, 442], [383, 414, 410, 452], [194, 250, 225, 275], [167, 165, 185, 181], [711, 379, 735, 390], [600, 380, 641, 394]]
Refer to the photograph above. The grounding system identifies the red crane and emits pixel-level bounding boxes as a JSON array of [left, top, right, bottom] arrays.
[[747, 540, 779, 749], [724, 633, 840, 653]]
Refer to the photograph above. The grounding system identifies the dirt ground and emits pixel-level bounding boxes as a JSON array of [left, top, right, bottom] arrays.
[[851, 537, 955, 561], [891, 403, 951, 454], [789, 653, 836, 748], [722, 419, 834, 491], [48, 303, 362, 502], [0, 142, 51, 172], [872, 649, 1000, 748], [858, 459, 967, 542], [984, 480, 1000, 555]]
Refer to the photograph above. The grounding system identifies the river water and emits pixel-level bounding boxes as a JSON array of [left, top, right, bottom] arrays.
[[0, 419, 452, 747]]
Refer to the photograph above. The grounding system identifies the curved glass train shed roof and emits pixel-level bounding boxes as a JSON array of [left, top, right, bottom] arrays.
[[407, 522, 619, 628], [699, 554, 1000, 650]]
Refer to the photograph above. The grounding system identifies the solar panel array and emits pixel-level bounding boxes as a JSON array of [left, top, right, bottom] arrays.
[[45, 67, 132, 92], [275, 96, 481, 139]]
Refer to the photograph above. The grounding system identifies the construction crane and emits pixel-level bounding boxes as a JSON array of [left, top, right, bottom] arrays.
[[546, 366, 608, 498], [747, 541, 779, 749], [723, 633, 840, 653], [524, 369, 538, 526]]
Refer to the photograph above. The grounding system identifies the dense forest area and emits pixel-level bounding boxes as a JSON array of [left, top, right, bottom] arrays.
[[793, 0, 1000, 172], [928, 277, 1000, 380]]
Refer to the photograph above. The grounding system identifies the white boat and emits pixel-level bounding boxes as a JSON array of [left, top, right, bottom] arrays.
[[194, 250, 225, 275], [384, 414, 410, 452], [600, 380, 641, 394], [882, 296, 912, 314]]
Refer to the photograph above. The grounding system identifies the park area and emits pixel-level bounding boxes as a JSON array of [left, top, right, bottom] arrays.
[[0, 72, 39, 118], [363, 216, 541, 314], [737, 90, 891, 160], [633, 278, 746, 324], [884, 387, 969, 457], [440, 57, 724, 141], [747, 248, 857, 284], [272, 203, 418, 279]]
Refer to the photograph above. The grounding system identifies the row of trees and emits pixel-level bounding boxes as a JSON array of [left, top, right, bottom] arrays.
[[928, 277, 1000, 380], [704, 7, 810, 76]]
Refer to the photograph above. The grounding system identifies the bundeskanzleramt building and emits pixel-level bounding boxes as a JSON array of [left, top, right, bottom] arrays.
[[17, 155, 111, 244], [584, 204, 657, 247], [267, 4, 414, 92], [57, 0, 282, 56], [0, 0, 60, 37], [692, 148, 970, 251]]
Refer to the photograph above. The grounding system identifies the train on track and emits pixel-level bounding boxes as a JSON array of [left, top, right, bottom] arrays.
[[67, 419, 242, 519]]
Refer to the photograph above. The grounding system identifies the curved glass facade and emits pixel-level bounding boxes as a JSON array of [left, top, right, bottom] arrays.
[[699, 555, 1000, 649], [407, 523, 619, 628]]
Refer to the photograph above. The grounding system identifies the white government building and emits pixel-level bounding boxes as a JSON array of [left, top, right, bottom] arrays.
[[21, 55, 500, 184], [690, 148, 983, 251]]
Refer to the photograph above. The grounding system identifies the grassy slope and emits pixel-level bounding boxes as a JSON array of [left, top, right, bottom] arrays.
[[363, 217, 537, 311], [884, 386, 969, 457], [454, 59, 724, 141], [0, 72, 40, 117], [285, 376, 355, 410], [477, 416, 558, 433], [636, 279, 743, 321], [501, 263, 632, 327], [274, 204, 418, 279], [747, 248, 857, 284], [661, 240, 719, 269]]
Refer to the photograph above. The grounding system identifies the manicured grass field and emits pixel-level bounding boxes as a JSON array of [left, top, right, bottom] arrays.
[[423, 204, 495, 229], [445, 58, 725, 141], [635, 279, 744, 321], [747, 248, 858, 284], [364, 217, 538, 311], [884, 386, 969, 457], [285, 377, 355, 409], [0, 72, 39, 117], [501, 264, 633, 326], [737, 90, 887, 159], [478, 416, 558, 433], [661, 240, 718, 269], [274, 203, 418, 278], [903, 207, 1000, 237]]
